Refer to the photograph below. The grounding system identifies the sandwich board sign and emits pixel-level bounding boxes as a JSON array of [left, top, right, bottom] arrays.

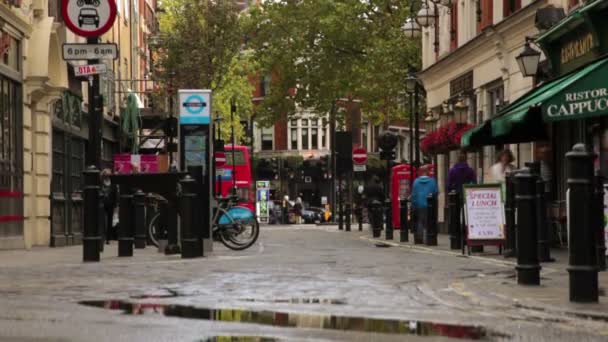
[[62, 0, 117, 38], [463, 184, 505, 254]]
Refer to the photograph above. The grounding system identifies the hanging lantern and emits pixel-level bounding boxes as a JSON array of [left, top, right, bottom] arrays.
[[402, 18, 421, 39], [516, 41, 541, 78], [416, 2, 436, 28]]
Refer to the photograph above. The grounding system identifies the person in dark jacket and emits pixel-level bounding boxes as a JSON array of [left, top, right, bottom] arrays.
[[447, 151, 476, 193], [100, 169, 117, 243], [411, 165, 439, 239]]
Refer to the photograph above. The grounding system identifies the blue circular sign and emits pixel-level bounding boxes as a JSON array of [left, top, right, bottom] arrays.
[[183, 95, 206, 114]]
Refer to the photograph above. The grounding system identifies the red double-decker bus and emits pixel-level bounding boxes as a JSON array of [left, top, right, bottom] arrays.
[[215, 145, 255, 212]]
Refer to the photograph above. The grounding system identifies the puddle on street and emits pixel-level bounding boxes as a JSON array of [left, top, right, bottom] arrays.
[[201, 336, 279, 342], [79, 299, 506, 339], [239, 298, 346, 305]]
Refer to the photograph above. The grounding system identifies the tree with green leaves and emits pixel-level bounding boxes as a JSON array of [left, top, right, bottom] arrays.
[[152, 0, 258, 142], [243, 0, 421, 126]]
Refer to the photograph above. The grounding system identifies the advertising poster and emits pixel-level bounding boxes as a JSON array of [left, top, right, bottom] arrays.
[[140, 155, 159, 173], [256, 180, 270, 223], [113, 154, 132, 174], [463, 184, 505, 240]]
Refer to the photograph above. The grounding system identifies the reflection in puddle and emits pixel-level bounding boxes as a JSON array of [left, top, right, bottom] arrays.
[[80, 300, 506, 339], [239, 298, 346, 305], [201, 336, 279, 342]]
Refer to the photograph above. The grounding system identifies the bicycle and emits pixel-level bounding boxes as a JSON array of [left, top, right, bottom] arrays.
[[147, 194, 259, 251]]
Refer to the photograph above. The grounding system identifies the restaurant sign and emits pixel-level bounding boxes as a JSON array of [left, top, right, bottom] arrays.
[[554, 27, 600, 75], [543, 64, 608, 122]]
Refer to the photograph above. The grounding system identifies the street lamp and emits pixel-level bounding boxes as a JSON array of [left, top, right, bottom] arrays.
[[405, 71, 418, 94], [516, 38, 541, 78], [416, 1, 436, 27], [402, 18, 421, 39]]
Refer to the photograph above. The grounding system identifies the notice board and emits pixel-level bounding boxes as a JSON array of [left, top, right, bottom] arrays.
[[463, 184, 505, 253]]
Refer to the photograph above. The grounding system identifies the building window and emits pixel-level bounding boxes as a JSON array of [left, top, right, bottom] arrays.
[[311, 119, 318, 149], [261, 127, 273, 150], [291, 128, 298, 150], [487, 84, 504, 118], [477, 0, 493, 32], [301, 119, 309, 149], [0, 76, 22, 192], [321, 119, 327, 149], [260, 75, 271, 97], [503, 0, 522, 18], [450, 3, 458, 51]]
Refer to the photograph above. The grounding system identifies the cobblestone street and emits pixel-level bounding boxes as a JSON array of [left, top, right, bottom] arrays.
[[1, 225, 608, 341]]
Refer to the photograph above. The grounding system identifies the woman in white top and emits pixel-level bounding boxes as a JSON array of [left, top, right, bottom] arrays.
[[489, 149, 515, 183]]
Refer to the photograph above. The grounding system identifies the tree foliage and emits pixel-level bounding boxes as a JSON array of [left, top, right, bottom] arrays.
[[244, 0, 421, 126], [153, 0, 257, 141]]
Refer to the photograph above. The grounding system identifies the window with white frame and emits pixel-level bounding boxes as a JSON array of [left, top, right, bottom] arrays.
[[301, 119, 309, 149], [261, 127, 273, 151], [487, 83, 504, 118]]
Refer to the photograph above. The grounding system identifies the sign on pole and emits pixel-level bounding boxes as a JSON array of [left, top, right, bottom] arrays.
[[353, 164, 366, 172], [352, 147, 368, 165], [179, 89, 211, 125], [63, 43, 118, 60], [74, 63, 107, 77], [62, 0, 117, 37], [463, 184, 505, 253]]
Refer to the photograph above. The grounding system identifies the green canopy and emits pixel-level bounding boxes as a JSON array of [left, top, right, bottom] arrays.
[[461, 56, 608, 148]]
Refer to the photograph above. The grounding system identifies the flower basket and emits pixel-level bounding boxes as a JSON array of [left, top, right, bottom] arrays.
[[421, 121, 474, 154]]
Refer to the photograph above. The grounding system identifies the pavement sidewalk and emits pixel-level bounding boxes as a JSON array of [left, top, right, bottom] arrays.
[[361, 228, 608, 321]]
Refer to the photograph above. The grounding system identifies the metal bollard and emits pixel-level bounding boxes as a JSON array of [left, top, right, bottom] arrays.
[[134, 190, 147, 249], [179, 175, 198, 258], [413, 207, 423, 244], [356, 205, 363, 231], [425, 194, 438, 246], [345, 203, 351, 232], [118, 190, 134, 257], [83, 166, 101, 262], [566, 144, 599, 302], [385, 198, 393, 240], [515, 168, 541, 285], [338, 193, 344, 230], [370, 200, 382, 238], [448, 190, 461, 250], [165, 201, 181, 255], [536, 179, 552, 262], [400, 198, 408, 242], [504, 172, 516, 257], [145, 194, 156, 246], [595, 175, 606, 271]]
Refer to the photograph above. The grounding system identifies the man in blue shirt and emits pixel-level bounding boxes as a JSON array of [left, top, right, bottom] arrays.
[[411, 165, 439, 240]]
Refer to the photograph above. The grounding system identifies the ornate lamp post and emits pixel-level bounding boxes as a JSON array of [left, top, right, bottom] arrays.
[[516, 37, 541, 78]]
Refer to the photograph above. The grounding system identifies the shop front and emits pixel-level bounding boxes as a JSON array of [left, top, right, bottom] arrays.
[[461, 0, 608, 202]]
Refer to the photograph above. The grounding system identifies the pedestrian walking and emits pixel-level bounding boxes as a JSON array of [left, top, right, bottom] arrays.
[[100, 169, 117, 244], [294, 196, 303, 224], [489, 149, 515, 184], [447, 151, 476, 194], [411, 165, 439, 239]]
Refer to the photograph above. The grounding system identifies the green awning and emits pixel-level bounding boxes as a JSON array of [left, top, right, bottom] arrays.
[[491, 56, 608, 139], [461, 120, 491, 149]]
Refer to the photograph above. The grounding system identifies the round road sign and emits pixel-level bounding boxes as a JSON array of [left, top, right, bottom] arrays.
[[352, 147, 368, 165], [215, 151, 226, 168], [183, 95, 207, 115], [62, 0, 117, 38]]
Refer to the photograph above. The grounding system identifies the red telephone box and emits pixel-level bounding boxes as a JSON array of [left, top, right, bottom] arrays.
[[391, 163, 435, 228]]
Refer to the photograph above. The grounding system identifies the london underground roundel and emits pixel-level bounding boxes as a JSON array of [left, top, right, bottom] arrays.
[[62, 0, 117, 38]]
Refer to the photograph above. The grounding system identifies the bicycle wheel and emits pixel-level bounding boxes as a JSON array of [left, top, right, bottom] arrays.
[[220, 219, 259, 250], [148, 212, 161, 247]]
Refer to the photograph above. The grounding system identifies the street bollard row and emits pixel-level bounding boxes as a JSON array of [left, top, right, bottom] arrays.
[[385, 199, 393, 240], [504, 172, 516, 258], [448, 191, 461, 250], [400, 198, 408, 243]]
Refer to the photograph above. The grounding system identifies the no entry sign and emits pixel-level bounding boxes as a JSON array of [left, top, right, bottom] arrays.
[[62, 0, 117, 37], [215, 151, 226, 168], [352, 147, 368, 165]]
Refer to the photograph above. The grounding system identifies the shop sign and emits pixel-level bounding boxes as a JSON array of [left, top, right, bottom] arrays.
[[543, 60, 608, 122], [561, 32, 595, 66], [256, 180, 270, 223]]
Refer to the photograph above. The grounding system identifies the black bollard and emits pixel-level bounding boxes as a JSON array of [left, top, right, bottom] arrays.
[[345, 203, 351, 232], [425, 194, 438, 246], [145, 194, 156, 246], [370, 200, 382, 238], [282, 202, 288, 224], [595, 175, 606, 271], [338, 191, 344, 230], [356, 205, 363, 231], [83, 166, 101, 262], [385, 198, 393, 240], [133, 190, 147, 249], [536, 178, 553, 262], [118, 190, 134, 257], [515, 168, 541, 285], [566, 144, 599, 302], [179, 176, 198, 258], [413, 207, 423, 244], [400, 198, 409, 242], [448, 190, 461, 250], [504, 172, 516, 258]]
